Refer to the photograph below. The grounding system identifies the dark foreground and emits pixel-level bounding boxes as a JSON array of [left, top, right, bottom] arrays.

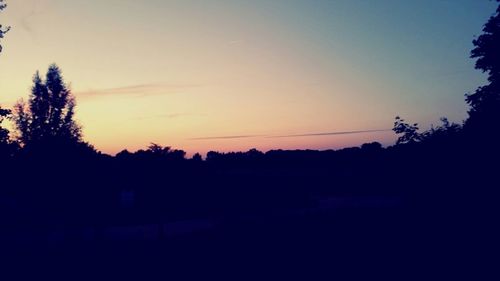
[[0, 140, 498, 279], [2, 194, 495, 280]]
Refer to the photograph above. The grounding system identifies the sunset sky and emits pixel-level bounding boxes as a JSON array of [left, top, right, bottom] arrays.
[[0, 0, 495, 155]]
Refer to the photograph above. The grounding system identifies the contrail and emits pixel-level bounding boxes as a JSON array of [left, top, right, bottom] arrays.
[[189, 129, 390, 140], [189, 135, 264, 141], [269, 129, 391, 138]]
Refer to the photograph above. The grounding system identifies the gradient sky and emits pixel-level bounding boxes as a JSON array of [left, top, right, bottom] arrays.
[[0, 0, 496, 155]]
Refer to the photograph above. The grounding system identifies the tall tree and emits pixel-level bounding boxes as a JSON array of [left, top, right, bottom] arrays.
[[465, 0, 500, 138], [14, 64, 82, 145], [0, 0, 10, 53]]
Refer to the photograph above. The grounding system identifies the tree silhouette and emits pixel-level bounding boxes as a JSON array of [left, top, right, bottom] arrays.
[[145, 143, 186, 161], [361, 142, 382, 152], [13, 64, 82, 145], [0, 106, 17, 157], [420, 118, 462, 142], [191, 153, 203, 162], [0, 0, 10, 53], [0, 106, 10, 144], [148, 143, 171, 156], [0, 1, 10, 150], [465, 0, 500, 138], [393, 116, 421, 145]]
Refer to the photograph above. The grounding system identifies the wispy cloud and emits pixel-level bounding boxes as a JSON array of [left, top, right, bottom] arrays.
[[228, 39, 245, 45], [17, 0, 53, 35], [156, 113, 192, 119], [189, 135, 264, 141], [20, 8, 36, 34], [134, 113, 208, 121], [75, 83, 202, 99], [268, 129, 391, 138], [189, 129, 390, 141]]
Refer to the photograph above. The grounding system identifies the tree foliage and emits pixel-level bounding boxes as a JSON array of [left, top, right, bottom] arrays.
[[0, 106, 18, 157], [0, 0, 10, 53], [465, 0, 500, 135], [393, 116, 462, 146], [393, 116, 421, 145], [116, 144, 187, 162], [420, 118, 462, 142], [13, 64, 82, 145], [0, 106, 10, 144]]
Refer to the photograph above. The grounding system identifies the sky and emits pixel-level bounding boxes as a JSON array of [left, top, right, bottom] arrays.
[[0, 0, 496, 156]]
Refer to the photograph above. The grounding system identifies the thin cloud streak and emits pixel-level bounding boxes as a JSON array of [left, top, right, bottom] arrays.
[[76, 83, 202, 99], [269, 129, 391, 138], [189, 135, 264, 141], [190, 129, 390, 141], [134, 113, 207, 121], [16, 0, 53, 35]]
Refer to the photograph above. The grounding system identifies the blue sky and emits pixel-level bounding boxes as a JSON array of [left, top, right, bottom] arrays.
[[0, 0, 496, 154]]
